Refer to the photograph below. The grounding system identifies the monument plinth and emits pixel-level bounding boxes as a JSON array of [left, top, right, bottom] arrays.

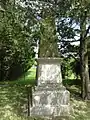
[[30, 58, 70, 118]]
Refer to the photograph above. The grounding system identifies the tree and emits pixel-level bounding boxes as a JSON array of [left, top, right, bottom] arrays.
[[57, 0, 90, 99], [0, 0, 35, 81], [69, 0, 90, 99]]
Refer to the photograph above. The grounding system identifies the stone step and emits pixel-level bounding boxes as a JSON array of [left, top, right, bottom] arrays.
[[30, 104, 70, 117], [34, 84, 65, 91], [32, 89, 70, 106]]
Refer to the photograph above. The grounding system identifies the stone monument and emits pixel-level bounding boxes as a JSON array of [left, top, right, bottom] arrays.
[[30, 17, 70, 118]]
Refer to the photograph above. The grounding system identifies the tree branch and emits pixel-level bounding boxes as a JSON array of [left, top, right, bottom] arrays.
[[61, 40, 80, 42], [84, 25, 90, 38]]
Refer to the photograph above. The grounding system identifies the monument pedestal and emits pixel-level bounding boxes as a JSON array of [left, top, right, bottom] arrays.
[[30, 58, 70, 118]]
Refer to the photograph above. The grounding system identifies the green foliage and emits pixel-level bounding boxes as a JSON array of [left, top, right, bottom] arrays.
[[61, 58, 75, 79], [0, 1, 35, 81], [70, 60, 80, 79]]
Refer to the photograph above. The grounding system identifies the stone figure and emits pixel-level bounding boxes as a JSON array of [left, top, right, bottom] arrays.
[[38, 16, 59, 57]]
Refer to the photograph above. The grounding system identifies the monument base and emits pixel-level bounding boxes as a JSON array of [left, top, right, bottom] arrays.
[[30, 58, 70, 118], [30, 85, 70, 117]]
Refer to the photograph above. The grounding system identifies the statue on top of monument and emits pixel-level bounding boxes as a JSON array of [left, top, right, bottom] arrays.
[[38, 16, 59, 57]]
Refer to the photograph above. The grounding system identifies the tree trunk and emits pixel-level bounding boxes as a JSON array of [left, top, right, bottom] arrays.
[[84, 38, 90, 99], [80, 38, 89, 99], [80, 36, 86, 99], [80, 14, 90, 99]]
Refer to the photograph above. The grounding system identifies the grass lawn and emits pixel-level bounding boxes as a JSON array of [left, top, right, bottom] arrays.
[[68, 85, 90, 120], [0, 68, 90, 120], [0, 67, 36, 120]]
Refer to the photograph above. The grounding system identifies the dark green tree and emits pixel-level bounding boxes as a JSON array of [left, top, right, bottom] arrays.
[[0, 0, 35, 81]]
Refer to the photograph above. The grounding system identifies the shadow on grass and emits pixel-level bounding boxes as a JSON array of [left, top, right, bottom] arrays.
[[0, 85, 26, 116], [0, 76, 90, 120], [63, 79, 90, 120], [63, 79, 81, 98], [12, 67, 36, 85], [0, 67, 36, 119], [0, 84, 36, 119]]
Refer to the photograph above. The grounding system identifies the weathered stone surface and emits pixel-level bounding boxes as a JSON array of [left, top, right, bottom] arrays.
[[88, 84, 90, 92], [30, 105, 70, 117], [37, 58, 62, 86], [32, 89, 70, 106], [30, 58, 70, 117]]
